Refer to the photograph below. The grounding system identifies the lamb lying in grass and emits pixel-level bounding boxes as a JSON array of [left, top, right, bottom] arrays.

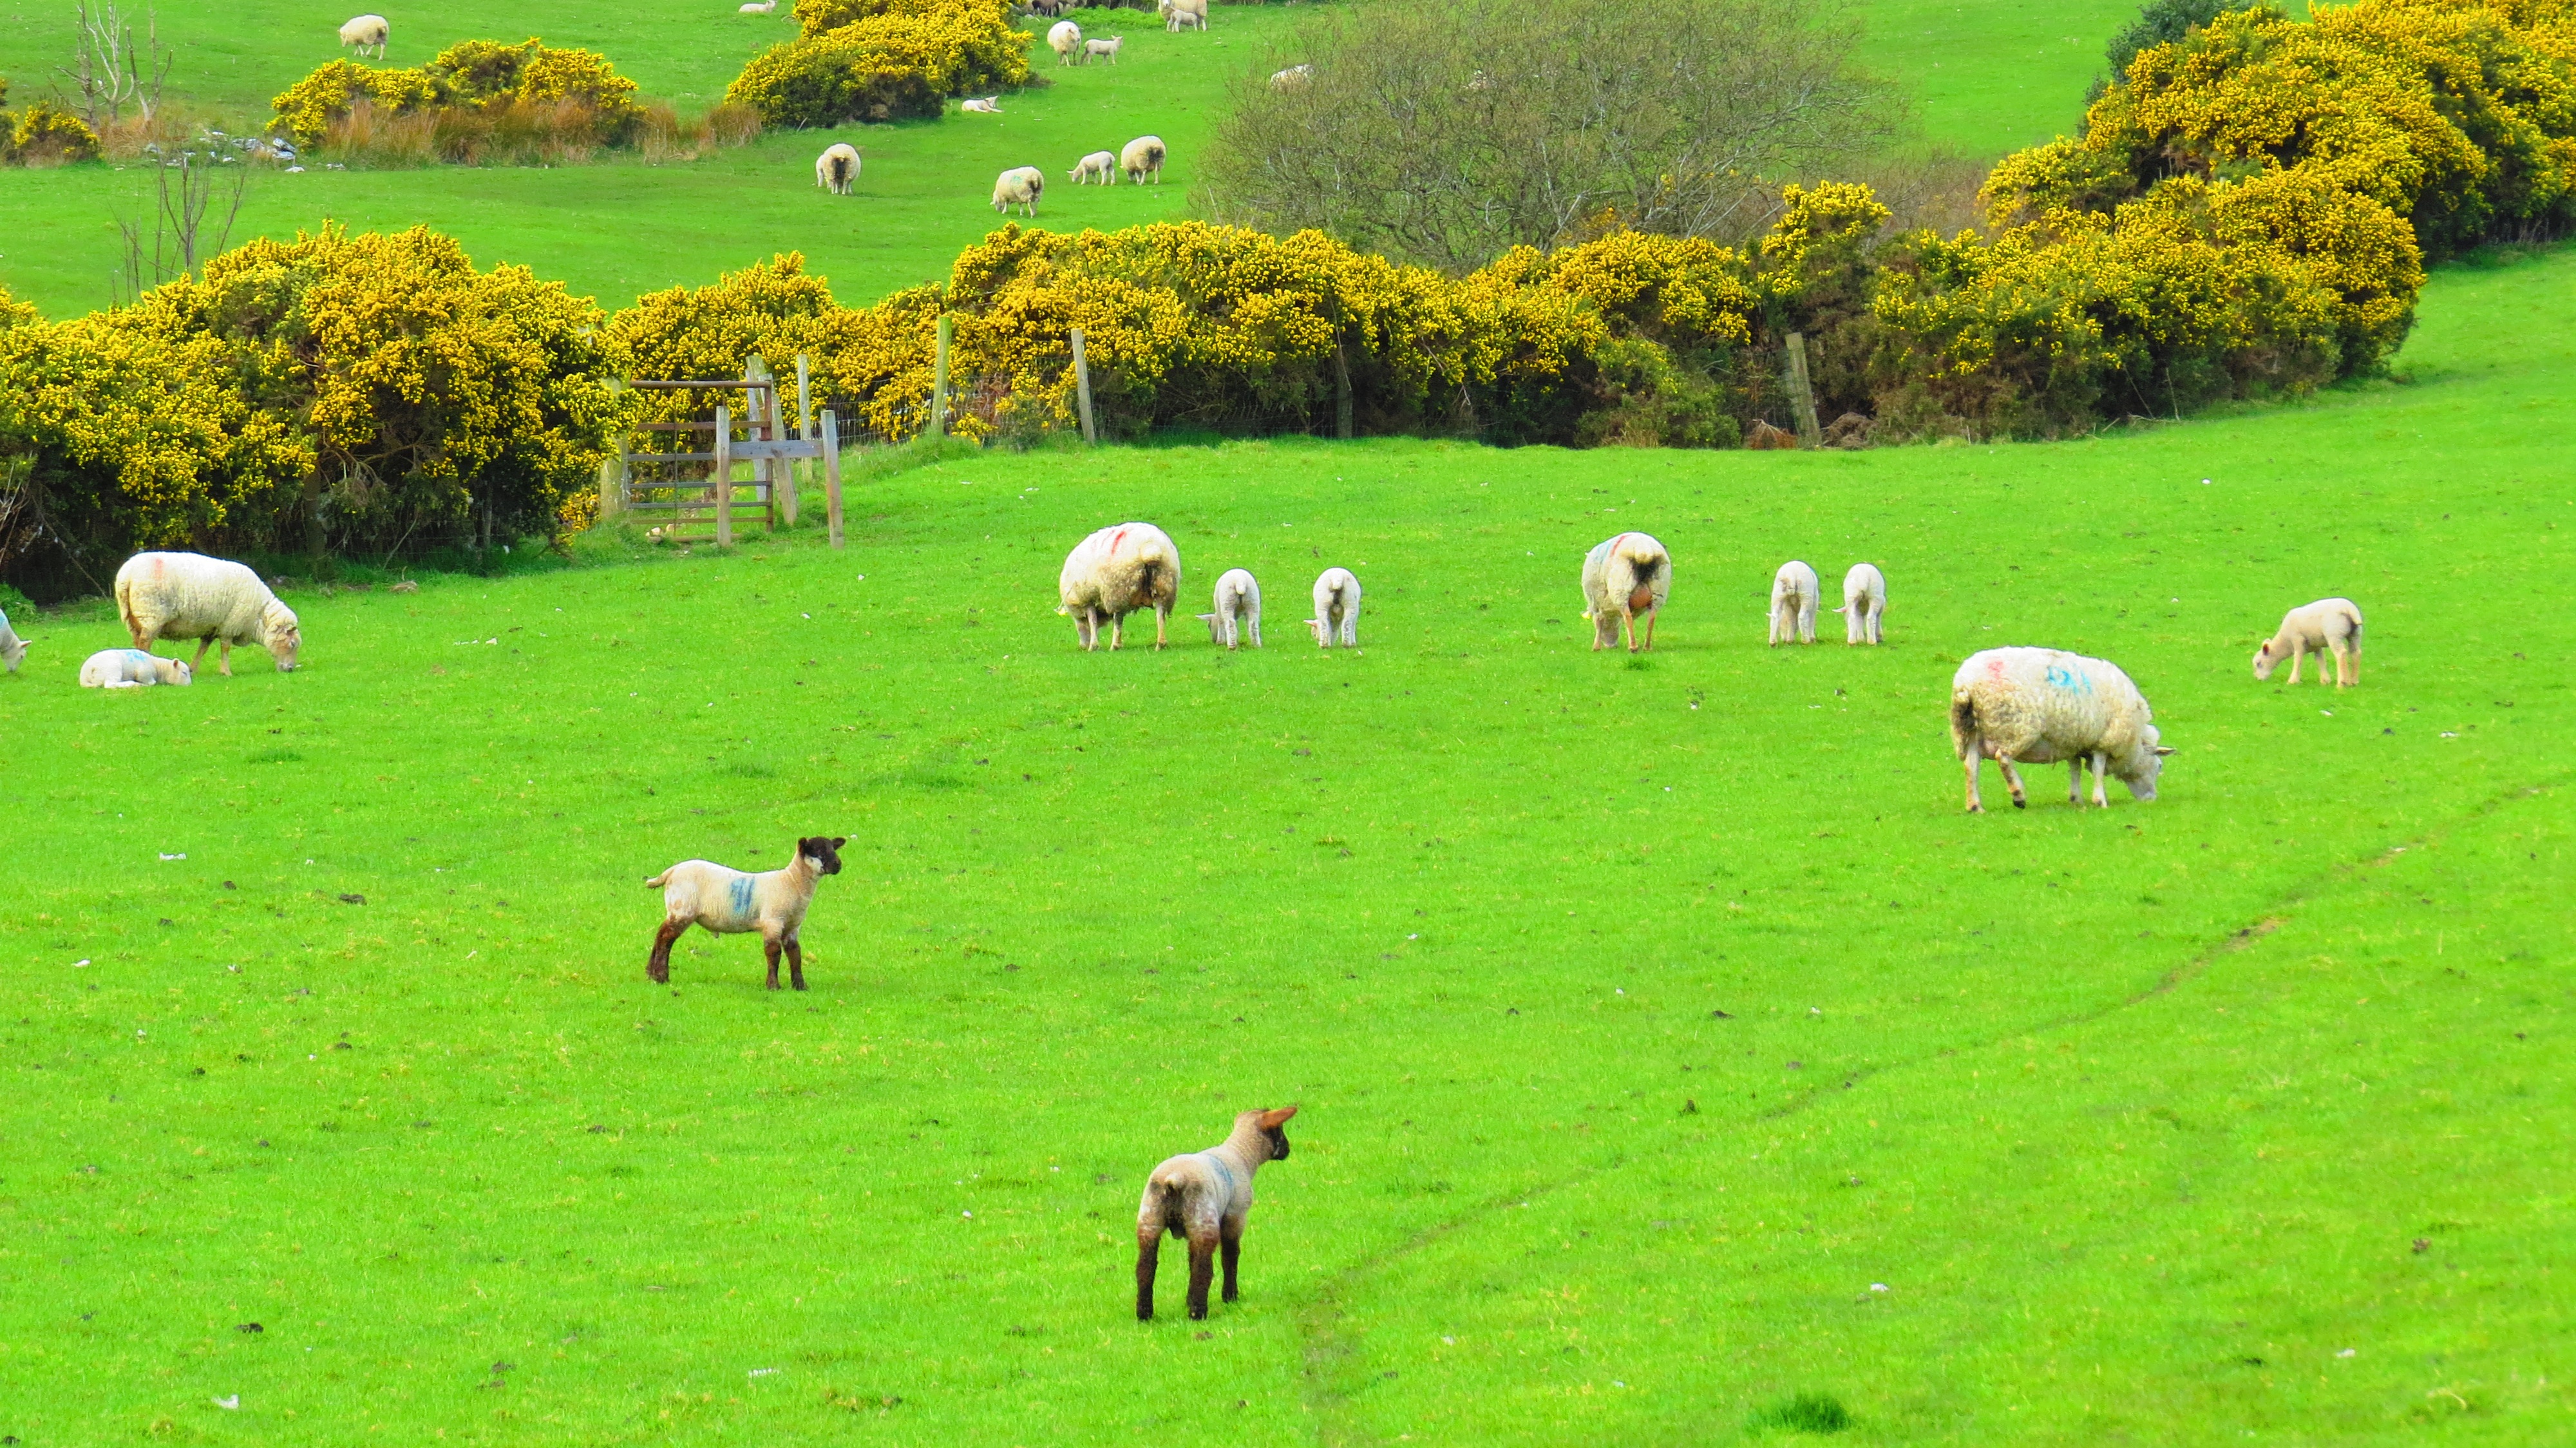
[[645, 835, 845, 989], [1199, 567, 1262, 649], [80, 649, 191, 688], [2253, 597, 2363, 687], [1950, 647, 2172, 812], [1136, 1106, 1297, 1321]]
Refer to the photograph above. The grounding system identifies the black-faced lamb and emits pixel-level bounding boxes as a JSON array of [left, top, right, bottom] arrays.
[[644, 835, 846, 989], [1121, 135, 1165, 184], [1135, 1106, 1297, 1321], [1950, 647, 2172, 812], [1580, 531, 1669, 652], [815, 142, 859, 194], [0, 605, 25, 674], [80, 649, 192, 688], [1307, 566, 1361, 648], [992, 165, 1044, 215], [1768, 560, 1819, 645], [1058, 522, 1180, 651], [115, 551, 302, 675], [2253, 597, 2363, 687], [338, 14, 388, 57], [1836, 562, 1886, 645], [1198, 567, 1262, 649]]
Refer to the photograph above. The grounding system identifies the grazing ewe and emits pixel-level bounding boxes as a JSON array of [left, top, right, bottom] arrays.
[[1166, 0, 1207, 31], [0, 605, 26, 674], [1270, 64, 1313, 88], [1069, 149, 1117, 185], [1058, 522, 1181, 651], [80, 649, 192, 689], [1084, 35, 1123, 63], [1198, 567, 1262, 649], [1120, 134, 1165, 184], [1580, 531, 1670, 653], [960, 95, 1001, 113], [992, 165, 1045, 215], [337, 14, 388, 58], [814, 142, 860, 194], [1768, 560, 1819, 645], [1950, 647, 2172, 812], [1048, 18, 1083, 64], [1836, 562, 1886, 645], [115, 551, 301, 675], [2253, 597, 2363, 687], [1307, 567, 1361, 648], [645, 835, 846, 989], [1136, 1106, 1298, 1321]]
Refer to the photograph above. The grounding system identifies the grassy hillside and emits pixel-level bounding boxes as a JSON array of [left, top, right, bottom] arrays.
[[0, 0, 2150, 320], [1, 243, 2565, 1443]]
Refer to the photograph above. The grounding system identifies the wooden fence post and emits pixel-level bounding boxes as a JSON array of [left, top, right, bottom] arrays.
[[713, 404, 734, 549], [931, 314, 952, 438], [1334, 339, 1354, 441], [599, 377, 628, 522], [744, 355, 775, 528], [1070, 327, 1098, 444], [820, 408, 845, 550], [1785, 332, 1823, 449], [772, 383, 798, 527], [795, 352, 814, 509]]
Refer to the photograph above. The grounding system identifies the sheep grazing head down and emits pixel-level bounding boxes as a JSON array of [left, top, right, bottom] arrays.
[[262, 600, 302, 672], [2125, 727, 2177, 801], [799, 835, 847, 875]]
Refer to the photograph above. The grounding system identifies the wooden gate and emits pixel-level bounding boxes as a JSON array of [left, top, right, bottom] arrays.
[[602, 356, 849, 548]]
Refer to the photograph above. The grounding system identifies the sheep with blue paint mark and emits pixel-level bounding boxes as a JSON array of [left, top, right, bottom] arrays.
[[1949, 647, 2172, 812], [1136, 1105, 1298, 1321], [645, 835, 846, 989], [80, 649, 192, 688]]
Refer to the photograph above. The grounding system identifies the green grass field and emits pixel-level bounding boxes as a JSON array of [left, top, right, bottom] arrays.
[[1, 238, 2567, 1442], [0, 0, 2154, 320]]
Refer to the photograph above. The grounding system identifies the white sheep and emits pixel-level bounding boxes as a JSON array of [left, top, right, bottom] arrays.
[[1166, 0, 1206, 31], [114, 551, 301, 675], [1580, 531, 1670, 652], [739, 0, 777, 12], [337, 13, 388, 58], [1270, 64, 1314, 88], [1835, 562, 1886, 645], [1307, 567, 1361, 648], [1198, 567, 1262, 649], [992, 164, 1045, 216], [1135, 1107, 1297, 1321], [1049, 18, 1083, 64], [0, 605, 26, 674], [1069, 149, 1117, 185], [645, 835, 846, 989], [814, 142, 860, 195], [2253, 597, 2363, 687], [80, 649, 192, 689], [960, 95, 1001, 113], [1058, 522, 1181, 650], [1121, 134, 1165, 184], [1768, 560, 1819, 645], [1950, 647, 2173, 812], [1084, 35, 1124, 64]]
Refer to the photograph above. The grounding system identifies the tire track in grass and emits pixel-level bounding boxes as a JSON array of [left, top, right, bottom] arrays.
[[1290, 775, 2568, 1442]]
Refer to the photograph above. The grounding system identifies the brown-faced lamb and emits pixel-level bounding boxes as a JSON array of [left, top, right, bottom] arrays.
[[644, 835, 846, 990], [1581, 531, 1669, 652], [115, 551, 301, 675], [1768, 560, 1819, 645], [2253, 597, 2363, 687], [1058, 522, 1181, 650], [1950, 647, 2173, 812], [1135, 1106, 1298, 1321], [1198, 567, 1262, 649]]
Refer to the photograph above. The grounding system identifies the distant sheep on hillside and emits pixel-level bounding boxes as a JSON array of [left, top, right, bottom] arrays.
[[1121, 134, 1165, 184], [992, 165, 1045, 215], [815, 142, 859, 195], [338, 14, 388, 58]]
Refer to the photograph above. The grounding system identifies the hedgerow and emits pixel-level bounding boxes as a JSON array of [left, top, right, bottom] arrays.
[[271, 39, 643, 151]]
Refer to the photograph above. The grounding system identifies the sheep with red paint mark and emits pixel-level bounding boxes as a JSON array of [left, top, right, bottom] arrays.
[[645, 836, 845, 989], [1949, 647, 2172, 812], [1057, 522, 1181, 650]]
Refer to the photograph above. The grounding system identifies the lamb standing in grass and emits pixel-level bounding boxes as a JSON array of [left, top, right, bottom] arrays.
[[815, 142, 860, 195], [115, 551, 301, 675], [1084, 35, 1123, 64], [1136, 1106, 1298, 1321], [1307, 567, 1361, 648], [1070, 149, 1117, 185], [1835, 562, 1886, 645], [1121, 135, 1165, 184], [992, 165, 1045, 216], [1166, 0, 1207, 31], [645, 835, 846, 989], [80, 649, 192, 689], [1058, 522, 1181, 651], [1768, 560, 1819, 645], [1198, 567, 1262, 649], [2253, 597, 2363, 687], [338, 14, 388, 58], [1048, 18, 1083, 64], [1949, 647, 2172, 812], [0, 605, 25, 674], [1580, 532, 1670, 653]]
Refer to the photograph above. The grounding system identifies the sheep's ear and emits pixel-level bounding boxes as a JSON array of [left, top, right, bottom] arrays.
[[2154, 745, 2176, 755], [830, 836, 847, 848], [1256, 1106, 1298, 1129]]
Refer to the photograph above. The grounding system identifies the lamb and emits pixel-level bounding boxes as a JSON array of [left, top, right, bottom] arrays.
[[814, 142, 860, 195], [1270, 64, 1313, 88], [1069, 149, 1117, 185], [1165, 0, 1207, 31], [960, 95, 1001, 113], [1084, 35, 1124, 64], [1767, 560, 1819, 645], [992, 165, 1045, 216], [1135, 1107, 1298, 1321], [80, 649, 192, 689], [2253, 597, 2363, 687], [1835, 562, 1886, 645], [115, 551, 302, 675], [1120, 134, 1165, 184], [1307, 567, 1361, 648], [1198, 567, 1262, 649], [1049, 18, 1083, 64], [337, 14, 388, 58], [1580, 531, 1670, 653], [1950, 647, 2173, 812], [1057, 522, 1180, 650], [739, 0, 777, 12], [0, 605, 25, 674], [644, 835, 846, 989]]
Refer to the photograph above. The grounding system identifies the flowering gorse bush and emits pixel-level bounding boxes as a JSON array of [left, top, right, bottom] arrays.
[[727, 0, 1032, 128], [272, 39, 644, 151]]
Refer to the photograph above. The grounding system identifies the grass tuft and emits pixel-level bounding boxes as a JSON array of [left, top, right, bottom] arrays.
[[1750, 1391, 1853, 1434]]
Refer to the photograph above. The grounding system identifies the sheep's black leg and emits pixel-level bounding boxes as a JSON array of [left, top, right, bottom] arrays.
[[785, 937, 806, 991], [763, 937, 784, 991], [1135, 1233, 1160, 1321], [647, 919, 687, 984], [1220, 1222, 1243, 1302], [1185, 1234, 1217, 1320]]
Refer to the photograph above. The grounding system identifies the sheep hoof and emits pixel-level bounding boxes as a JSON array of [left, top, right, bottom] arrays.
[[2011, 797, 2027, 810]]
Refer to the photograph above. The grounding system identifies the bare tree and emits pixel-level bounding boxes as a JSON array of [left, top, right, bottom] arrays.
[[117, 134, 252, 301], [1200, 0, 1905, 272], [58, 1, 171, 128]]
